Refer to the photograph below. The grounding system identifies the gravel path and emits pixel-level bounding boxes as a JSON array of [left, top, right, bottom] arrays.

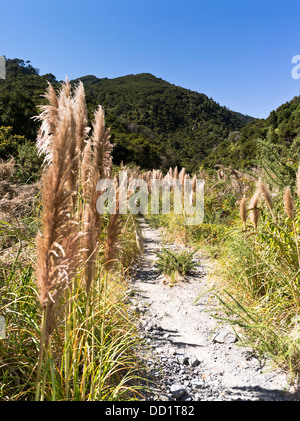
[[130, 219, 299, 401]]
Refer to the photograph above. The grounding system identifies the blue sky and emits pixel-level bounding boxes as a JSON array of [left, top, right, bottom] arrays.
[[1, 0, 300, 118]]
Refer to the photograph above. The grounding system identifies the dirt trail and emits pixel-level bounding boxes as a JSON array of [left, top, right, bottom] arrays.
[[130, 219, 299, 401]]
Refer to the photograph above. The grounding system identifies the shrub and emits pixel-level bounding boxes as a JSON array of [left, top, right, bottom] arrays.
[[0, 126, 26, 159], [155, 247, 198, 280]]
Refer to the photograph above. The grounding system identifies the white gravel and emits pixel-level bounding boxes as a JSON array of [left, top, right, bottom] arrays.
[[130, 219, 299, 401]]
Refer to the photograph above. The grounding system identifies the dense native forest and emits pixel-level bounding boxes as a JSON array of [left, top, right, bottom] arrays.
[[1, 58, 300, 177], [1, 58, 300, 401]]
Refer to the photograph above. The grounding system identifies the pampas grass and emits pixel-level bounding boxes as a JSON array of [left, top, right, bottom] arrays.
[[1, 80, 156, 401], [284, 186, 300, 267], [249, 187, 260, 231], [104, 183, 121, 271], [92, 105, 113, 180], [284, 186, 294, 220], [81, 105, 114, 292], [35, 96, 81, 400], [36, 100, 80, 341], [35, 82, 59, 163], [179, 167, 185, 187], [73, 81, 90, 156], [240, 194, 247, 231], [258, 177, 273, 214]]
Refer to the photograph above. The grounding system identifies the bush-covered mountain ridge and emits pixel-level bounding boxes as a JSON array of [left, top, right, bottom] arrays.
[[203, 94, 300, 170], [0, 58, 254, 172], [1, 58, 300, 174], [73, 72, 254, 171]]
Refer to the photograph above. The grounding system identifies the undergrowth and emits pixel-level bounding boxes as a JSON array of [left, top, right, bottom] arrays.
[[155, 247, 198, 283], [146, 168, 300, 381]]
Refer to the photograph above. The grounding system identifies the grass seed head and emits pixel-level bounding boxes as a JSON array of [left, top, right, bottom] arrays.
[[284, 186, 294, 220]]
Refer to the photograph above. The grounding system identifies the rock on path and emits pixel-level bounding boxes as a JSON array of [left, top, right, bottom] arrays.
[[129, 219, 299, 401]]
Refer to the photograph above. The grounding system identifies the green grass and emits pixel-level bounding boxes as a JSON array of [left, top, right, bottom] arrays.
[[145, 175, 300, 379], [0, 255, 146, 401], [0, 209, 148, 401], [155, 247, 198, 282]]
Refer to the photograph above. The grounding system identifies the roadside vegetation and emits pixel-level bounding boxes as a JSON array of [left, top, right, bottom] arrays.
[[0, 80, 145, 401], [1, 58, 300, 398], [145, 158, 300, 381]]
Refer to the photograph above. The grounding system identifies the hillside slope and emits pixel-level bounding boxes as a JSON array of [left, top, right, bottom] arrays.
[[0, 58, 253, 172], [203, 95, 300, 170], [74, 73, 254, 172]]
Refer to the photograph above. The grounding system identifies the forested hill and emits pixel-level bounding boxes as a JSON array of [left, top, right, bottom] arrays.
[[73, 73, 254, 172], [0, 58, 254, 173], [2, 58, 300, 175], [203, 94, 300, 170]]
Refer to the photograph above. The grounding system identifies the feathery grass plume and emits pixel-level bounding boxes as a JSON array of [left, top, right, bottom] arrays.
[[36, 78, 88, 196], [192, 174, 197, 192], [92, 105, 113, 180], [82, 201, 99, 295], [36, 100, 80, 344], [296, 165, 300, 200], [173, 166, 178, 179], [107, 157, 113, 179], [179, 168, 185, 186], [80, 137, 92, 199], [104, 184, 121, 271], [73, 81, 90, 155], [35, 82, 59, 163], [249, 187, 261, 231], [81, 105, 113, 293], [284, 186, 295, 220], [258, 177, 273, 214], [240, 194, 248, 231], [81, 174, 100, 295], [58, 77, 72, 108], [66, 82, 90, 199], [80, 133, 101, 296], [35, 78, 74, 165]]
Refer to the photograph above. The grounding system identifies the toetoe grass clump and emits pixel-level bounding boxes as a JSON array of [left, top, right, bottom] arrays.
[[0, 80, 146, 401], [155, 247, 198, 283]]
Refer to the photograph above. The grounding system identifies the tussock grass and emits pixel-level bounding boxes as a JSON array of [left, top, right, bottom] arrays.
[[146, 168, 300, 379], [0, 254, 144, 400], [155, 247, 198, 284], [209, 174, 300, 378], [0, 80, 146, 401]]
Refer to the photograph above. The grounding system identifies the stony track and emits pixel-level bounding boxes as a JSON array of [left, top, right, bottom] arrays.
[[129, 220, 299, 401]]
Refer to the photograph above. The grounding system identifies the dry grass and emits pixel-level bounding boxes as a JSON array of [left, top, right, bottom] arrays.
[[249, 186, 261, 231], [283, 186, 295, 220], [239, 194, 247, 231], [104, 184, 122, 270], [36, 98, 80, 343], [0, 159, 15, 181]]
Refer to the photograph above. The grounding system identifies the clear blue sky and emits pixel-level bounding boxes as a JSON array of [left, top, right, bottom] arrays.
[[1, 0, 300, 118]]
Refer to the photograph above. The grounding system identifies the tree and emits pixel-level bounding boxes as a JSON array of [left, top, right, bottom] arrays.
[[0, 91, 38, 140]]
